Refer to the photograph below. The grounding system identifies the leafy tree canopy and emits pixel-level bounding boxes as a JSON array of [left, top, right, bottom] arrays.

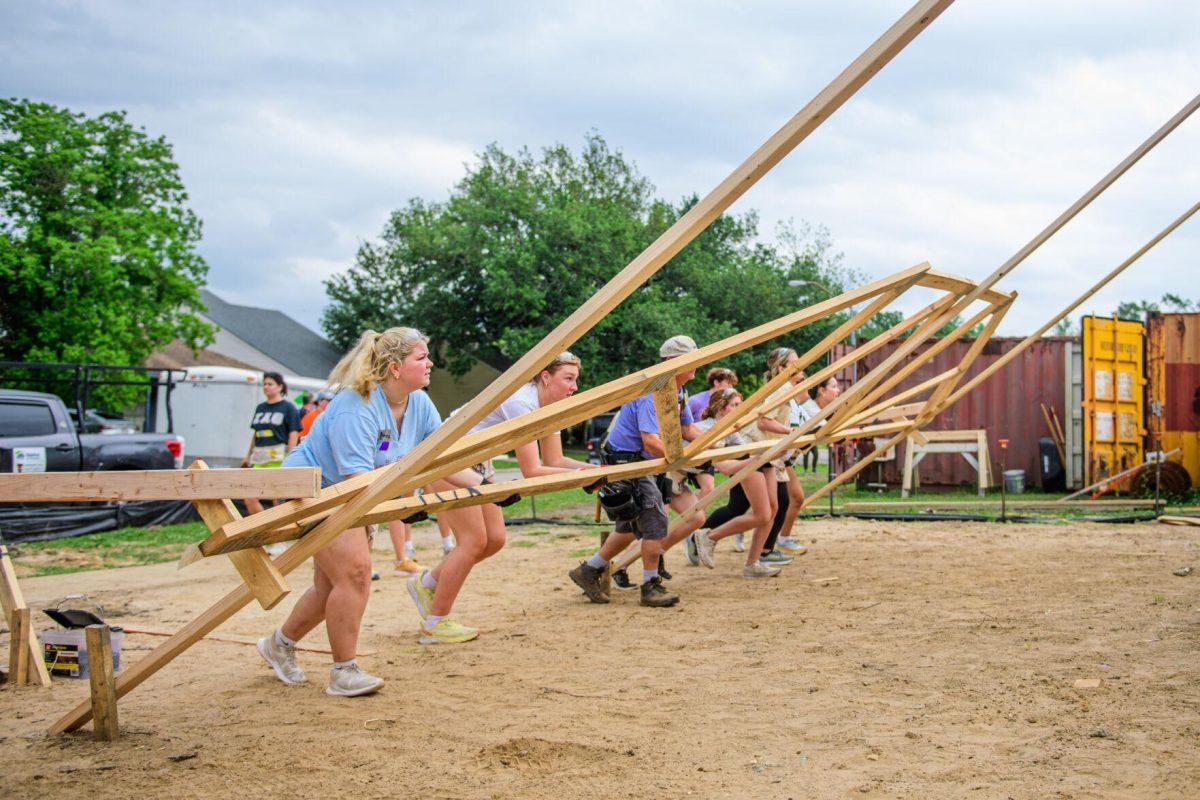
[[0, 99, 213, 408], [324, 133, 867, 394], [1051, 293, 1198, 337]]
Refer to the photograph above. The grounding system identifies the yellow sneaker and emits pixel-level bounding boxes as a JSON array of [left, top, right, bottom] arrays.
[[407, 570, 435, 619], [394, 558, 423, 577], [777, 538, 808, 556], [418, 618, 479, 645]]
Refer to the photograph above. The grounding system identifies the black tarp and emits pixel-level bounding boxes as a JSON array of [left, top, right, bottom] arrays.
[[0, 501, 199, 543]]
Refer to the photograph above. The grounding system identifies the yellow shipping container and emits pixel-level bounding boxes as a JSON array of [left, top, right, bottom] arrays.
[[1081, 315, 1145, 486]]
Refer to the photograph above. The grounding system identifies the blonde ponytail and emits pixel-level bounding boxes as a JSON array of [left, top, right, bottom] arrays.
[[328, 327, 429, 398], [764, 347, 798, 381]]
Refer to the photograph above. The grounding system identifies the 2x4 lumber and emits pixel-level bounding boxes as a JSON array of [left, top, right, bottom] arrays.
[[945, 199, 1200, 408], [664, 305, 964, 532], [1158, 516, 1200, 527], [85, 625, 119, 741], [200, 420, 917, 556], [188, 461, 289, 610], [1058, 449, 1181, 502], [851, 297, 1010, 416], [0, 467, 320, 502], [845, 499, 1158, 510], [0, 536, 50, 687], [732, 290, 962, 439], [8, 607, 30, 684], [217, 265, 930, 549], [935, 94, 1200, 342], [652, 380, 686, 463], [683, 282, 915, 458], [916, 270, 1014, 306], [48, 0, 957, 734]]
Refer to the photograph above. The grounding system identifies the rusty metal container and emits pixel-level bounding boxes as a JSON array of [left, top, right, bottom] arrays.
[[1147, 312, 1200, 488], [1080, 315, 1146, 486], [830, 336, 1074, 489]]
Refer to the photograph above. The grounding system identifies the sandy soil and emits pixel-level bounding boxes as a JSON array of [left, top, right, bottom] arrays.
[[1, 517, 1198, 799]]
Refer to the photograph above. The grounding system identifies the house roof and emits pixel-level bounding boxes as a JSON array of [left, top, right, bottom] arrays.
[[198, 289, 342, 379]]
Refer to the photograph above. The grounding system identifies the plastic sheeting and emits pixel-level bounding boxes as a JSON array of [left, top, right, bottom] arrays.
[[0, 500, 198, 543]]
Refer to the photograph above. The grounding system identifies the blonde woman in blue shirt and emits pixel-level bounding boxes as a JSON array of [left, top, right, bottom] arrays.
[[256, 327, 486, 696]]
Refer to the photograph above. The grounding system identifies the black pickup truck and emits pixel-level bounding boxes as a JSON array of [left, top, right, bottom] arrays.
[[0, 389, 184, 473]]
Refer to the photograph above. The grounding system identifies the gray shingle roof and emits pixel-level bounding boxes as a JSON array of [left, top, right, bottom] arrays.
[[199, 289, 342, 379]]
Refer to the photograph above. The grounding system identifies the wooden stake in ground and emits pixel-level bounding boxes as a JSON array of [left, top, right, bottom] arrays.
[[7, 607, 30, 684], [85, 625, 119, 741], [0, 533, 51, 687]]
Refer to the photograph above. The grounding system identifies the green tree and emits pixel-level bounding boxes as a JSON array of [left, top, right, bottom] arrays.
[[0, 99, 213, 409], [323, 134, 850, 393], [1117, 293, 1198, 319]]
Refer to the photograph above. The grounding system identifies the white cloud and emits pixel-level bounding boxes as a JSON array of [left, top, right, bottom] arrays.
[[1, 1, 1196, 336]]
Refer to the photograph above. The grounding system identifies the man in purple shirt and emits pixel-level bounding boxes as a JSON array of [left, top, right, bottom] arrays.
[[686, 367, 738, 420], [570, 335, 707, 608]]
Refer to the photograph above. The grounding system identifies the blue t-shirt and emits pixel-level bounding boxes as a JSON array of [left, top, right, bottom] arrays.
[[283, 386, 442, 486], [687, 389, 711, 421], [606, 389, 694, 459]]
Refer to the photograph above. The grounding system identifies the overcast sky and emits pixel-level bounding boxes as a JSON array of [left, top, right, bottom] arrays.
[[3, 1, 1197, 338]]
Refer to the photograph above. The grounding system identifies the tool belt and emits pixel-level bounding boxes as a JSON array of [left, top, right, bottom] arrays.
[[599, 444, 645, 521]]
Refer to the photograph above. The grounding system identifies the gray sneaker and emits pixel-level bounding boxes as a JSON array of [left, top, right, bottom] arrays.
[[732, 532, 745, 553], [743, 561, 782, 578], [694, 531, 717, 569], [326, 663, 384, 697], [257, 634, 306, 685]]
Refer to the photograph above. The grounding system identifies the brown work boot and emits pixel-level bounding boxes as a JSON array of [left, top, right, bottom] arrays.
[[569, 562, 610, 604], [640, 576, 680, 608]]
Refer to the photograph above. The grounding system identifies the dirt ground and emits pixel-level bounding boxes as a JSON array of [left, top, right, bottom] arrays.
[[2, 516, 1198, 799]]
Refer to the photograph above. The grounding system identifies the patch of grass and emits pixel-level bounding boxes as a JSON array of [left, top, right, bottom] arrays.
[[13, 521, 208, 577], [569, 547, 595, 558], [510, 540, 538, 548]]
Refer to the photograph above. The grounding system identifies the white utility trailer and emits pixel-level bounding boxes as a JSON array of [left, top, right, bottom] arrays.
[[155, 367, 327, 466]]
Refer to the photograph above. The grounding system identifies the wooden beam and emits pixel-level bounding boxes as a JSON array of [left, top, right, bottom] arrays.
[[8, 607, 29, 684], [652, 380, 685, 463], [47, 0, 957, 735], [683, 282, 915, 458], [188, 461, 289, 610], [946, 199, 1200, 408], [216, 265, 931, 547], [85, 625, 119, 741], [200, 420, 917, 556], [0, 534, 50, 687], [845, 499, 1158, 510], [0, 467, 320, 502]]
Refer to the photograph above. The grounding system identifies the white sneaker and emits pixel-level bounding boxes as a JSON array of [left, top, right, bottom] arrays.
[[732, 532, 745, 553], [743, 561, 782, 579], [326, 663, 384, 697], [257, 634, 306, 685], [694, 531, 717, 569]]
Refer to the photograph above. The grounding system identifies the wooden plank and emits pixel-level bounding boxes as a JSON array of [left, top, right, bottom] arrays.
[[202, 419, 919, 556], [188, 461, 289, 610], [215, 265, 930, 549], [47, 0, 957, 735], [1157, 515, 1200, 526], [653, 381, 685, 463], [0, 535, 50, 687], [0, 467, 320, 502], [683, 283, 915, 457], [8, 607, 29, 684], [1059, 449, 1181, 502], [845, 499, 1158, 510], [85, 625, 119, 741]]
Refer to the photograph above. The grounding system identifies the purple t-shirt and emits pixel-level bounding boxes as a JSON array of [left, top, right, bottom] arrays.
[[687, 389, 711, 421], [606, 389, 695, 459]]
